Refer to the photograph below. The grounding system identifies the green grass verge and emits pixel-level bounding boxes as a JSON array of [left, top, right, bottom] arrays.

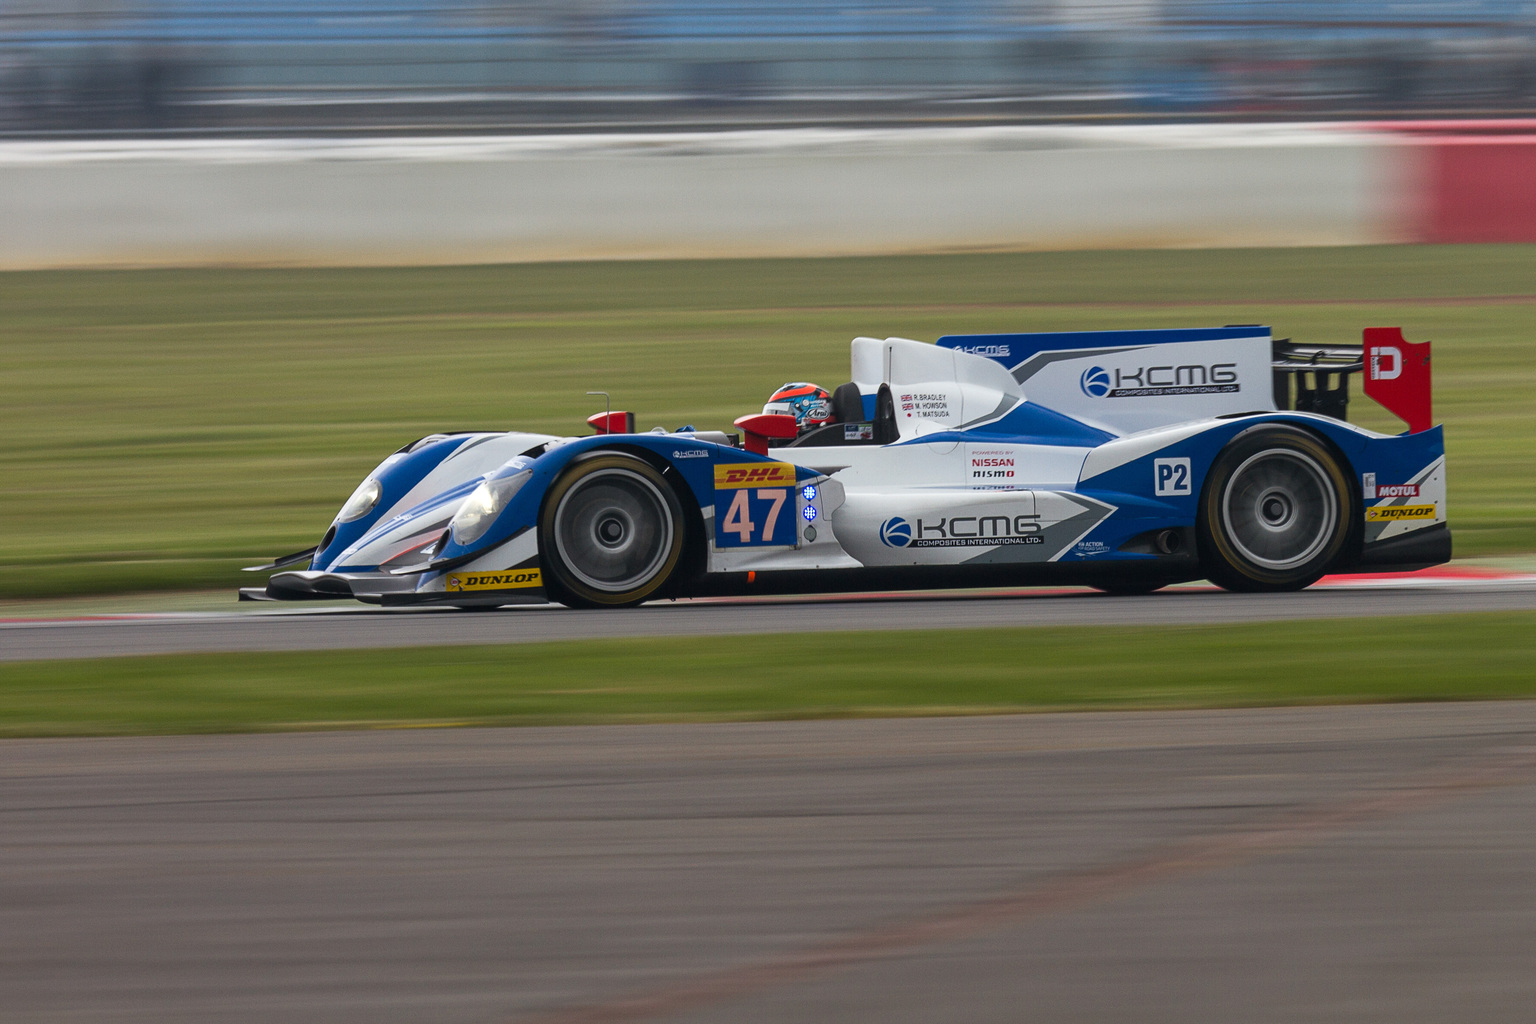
[[4, 613, 1534, 737], [3, 245, 1534, 597]]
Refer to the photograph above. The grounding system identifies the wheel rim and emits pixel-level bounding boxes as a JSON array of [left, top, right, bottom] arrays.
[[552, 468, 674, 593], [1220, 449, 1338, 571]]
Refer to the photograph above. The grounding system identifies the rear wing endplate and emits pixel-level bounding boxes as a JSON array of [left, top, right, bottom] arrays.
[[1272, 327, 1432, 433]]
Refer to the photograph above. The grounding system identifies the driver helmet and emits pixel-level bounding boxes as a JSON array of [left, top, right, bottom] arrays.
[[766, 383, 833, 433]]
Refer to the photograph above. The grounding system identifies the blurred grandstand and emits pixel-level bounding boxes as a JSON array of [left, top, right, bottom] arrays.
[[1, 0, 1534, 134]]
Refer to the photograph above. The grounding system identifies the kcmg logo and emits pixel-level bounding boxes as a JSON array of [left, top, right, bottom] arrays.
[[1080, 365, 1111, 398], [880, 517, 913, 548]]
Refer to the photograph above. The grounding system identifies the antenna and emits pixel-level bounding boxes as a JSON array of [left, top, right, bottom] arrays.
[[586, 391, 610, 423]]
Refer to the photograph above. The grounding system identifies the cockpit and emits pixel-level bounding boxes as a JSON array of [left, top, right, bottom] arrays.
[[739, 336, 1024, 452], [771, 381, 897, 448]]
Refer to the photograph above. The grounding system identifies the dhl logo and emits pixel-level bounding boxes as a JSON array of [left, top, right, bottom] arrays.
[[445, 569, 542, 592], [1365, 504, 1437, 522], [714, 463, 797, 489]]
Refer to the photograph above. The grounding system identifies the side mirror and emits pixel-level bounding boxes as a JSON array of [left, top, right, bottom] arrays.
[[587, 411, 637, 435], [733, 413, 798, 455]]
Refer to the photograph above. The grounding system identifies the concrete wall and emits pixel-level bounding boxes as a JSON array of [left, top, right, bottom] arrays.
[[0, 123, 1497, 269]]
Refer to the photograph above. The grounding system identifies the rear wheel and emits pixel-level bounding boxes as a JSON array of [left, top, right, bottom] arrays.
[[1199, 427, 1352, 592], [539, 454, 685, 608]]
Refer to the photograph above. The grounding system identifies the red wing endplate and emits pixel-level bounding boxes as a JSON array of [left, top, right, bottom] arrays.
[[1362, 327, 1433, 434]]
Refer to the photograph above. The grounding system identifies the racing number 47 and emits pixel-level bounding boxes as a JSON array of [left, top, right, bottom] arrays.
[[722, 488, 787, 543]]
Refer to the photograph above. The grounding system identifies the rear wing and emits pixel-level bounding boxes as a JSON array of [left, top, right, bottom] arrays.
[[1273, 327, 1433, 434]]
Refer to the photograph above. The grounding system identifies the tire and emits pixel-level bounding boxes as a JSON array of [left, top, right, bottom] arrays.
[[539, 454, 685, 608], [1198, 426, 1353, 593]]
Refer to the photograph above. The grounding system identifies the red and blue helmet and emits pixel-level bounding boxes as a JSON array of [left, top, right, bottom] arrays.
[[767, 382, 833, 432]]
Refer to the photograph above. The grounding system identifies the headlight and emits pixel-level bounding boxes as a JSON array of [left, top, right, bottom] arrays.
[[337, 477, 382, 523], [450, 471, 530, 547]]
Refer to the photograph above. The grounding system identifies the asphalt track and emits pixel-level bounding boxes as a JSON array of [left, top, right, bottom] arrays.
[[4, 702, 1536, 1023], [3, 572, 1536, 661]]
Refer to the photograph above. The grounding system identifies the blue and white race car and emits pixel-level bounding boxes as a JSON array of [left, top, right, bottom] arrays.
[[242, 325, 1448, 607]]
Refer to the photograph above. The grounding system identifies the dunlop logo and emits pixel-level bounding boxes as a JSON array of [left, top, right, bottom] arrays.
[[1365, 504, 1437, 522], [714, 463, 796, 489], [445, 569, 542, 592]]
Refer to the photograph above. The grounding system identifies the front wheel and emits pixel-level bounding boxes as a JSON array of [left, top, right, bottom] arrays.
[[1199, 426, 1353, 593], [539, 454, 685, 608]]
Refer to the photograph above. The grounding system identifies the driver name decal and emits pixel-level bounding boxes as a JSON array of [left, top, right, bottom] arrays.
[[900, 392, 951, 419]]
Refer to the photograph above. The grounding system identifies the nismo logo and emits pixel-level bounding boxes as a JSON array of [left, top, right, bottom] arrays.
[[970, 455, 1014, 480], [1084, 363, 1239, 398], [714, 463, 797, 489]]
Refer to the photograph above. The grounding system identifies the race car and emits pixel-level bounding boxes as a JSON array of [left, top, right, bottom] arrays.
[[240, 325, 1448, 608]]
